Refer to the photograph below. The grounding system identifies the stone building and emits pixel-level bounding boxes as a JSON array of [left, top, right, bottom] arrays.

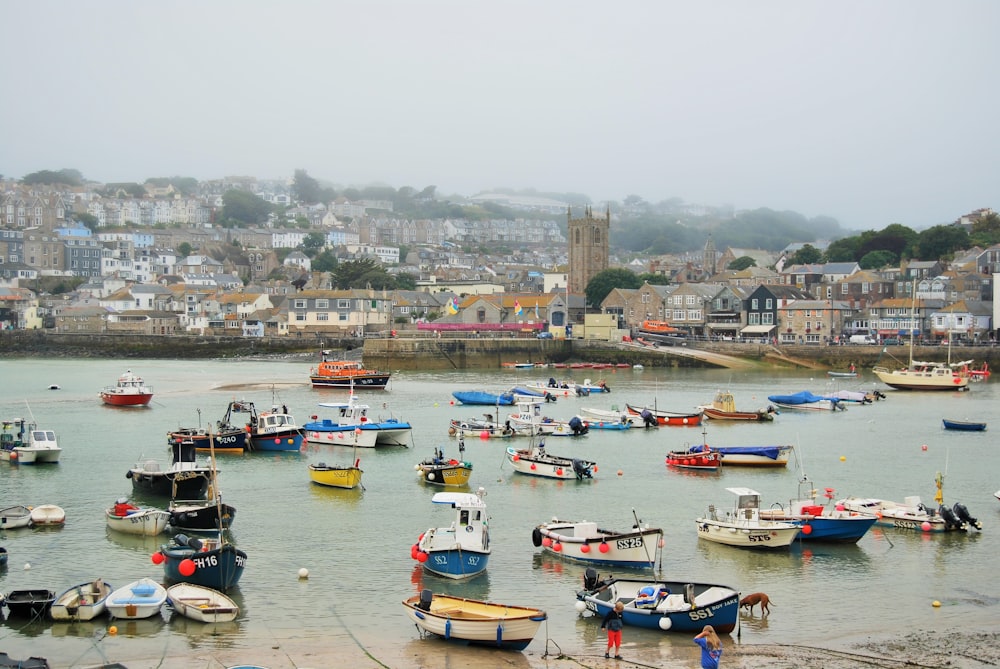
[[567, 205, 609, 295]]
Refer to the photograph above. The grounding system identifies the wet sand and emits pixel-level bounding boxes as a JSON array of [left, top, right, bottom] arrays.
[[55, 626, 999, 669]]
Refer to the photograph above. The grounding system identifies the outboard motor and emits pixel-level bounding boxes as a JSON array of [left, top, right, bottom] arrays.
[[583, 568, 600, 591], [544, 392, 557, 403], [953, 502, 982, 530], [938, 504, 963, 531], [641, 409, 657, 428], [548, 377, 558, 388], [568, 416, 588, 435], [572, 458, 593, 480], [417, 589, 433, 611]]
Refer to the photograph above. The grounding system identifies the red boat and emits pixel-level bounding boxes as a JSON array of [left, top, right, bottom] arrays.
[[625, 404, 702, 427], [100, 370, 153, 407], [666, 448, 721, 471]]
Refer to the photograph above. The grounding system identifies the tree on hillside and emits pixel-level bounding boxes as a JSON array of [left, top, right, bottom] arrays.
[[75, 213, 99, 232], [332, 258, 395, 290], [585, 268, 641, 308], [302, 232, 326, 252], [824, 236, 861, 262], [787, 244, 823, 265], [21, 169, 84, 186], [311, 249, 338, 273], [177, 242, 193, 257], [727, 256, 757, 271], [970, 212, 1000, 247], [221, 190, 273, 226], [859, 250, 897, 269], [293, 169, 323, 204], [636, 272, 670, 285], [915, 225, 970, 260]]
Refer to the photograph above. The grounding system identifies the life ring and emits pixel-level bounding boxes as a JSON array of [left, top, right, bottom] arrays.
[[465, 525, 474, 533], [531, 527, 543, 547]]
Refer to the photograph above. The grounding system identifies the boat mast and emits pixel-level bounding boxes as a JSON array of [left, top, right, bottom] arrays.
[[908, 279, 917, 367]]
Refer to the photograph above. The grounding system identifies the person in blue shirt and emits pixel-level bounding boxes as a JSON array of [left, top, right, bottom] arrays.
[[600, 600, 624, 659], [693, 624, 723, 668]]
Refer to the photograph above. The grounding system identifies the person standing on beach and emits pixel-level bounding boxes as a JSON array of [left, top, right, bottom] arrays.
[[600, 601, 625, 659], [693, 624, 723, 668]]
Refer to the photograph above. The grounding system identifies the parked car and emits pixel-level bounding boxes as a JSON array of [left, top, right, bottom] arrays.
[[882, 338, 904, 345], [537, 331, 554, 339]]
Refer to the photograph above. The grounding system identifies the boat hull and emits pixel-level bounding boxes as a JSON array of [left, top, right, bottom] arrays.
[[942, 419, 986, 431], [167, 583, 239, 623], [505, 446, 595, 480], [418, 463, 472, 486], [106, 508, 171, 536], [0, 505, 33, 529], [452, 391, 515, 406], [421, 547, 490, 579], [162, 539, 247, 591], [29, 504, 66, 525], [533, 521, 662, 568], [304, 423, 379, 448], [625, 405, 702, 426], [4, 589, 56, 618], [577, 577, 739, 634], [249, 429, 304, 452], [50, 580, 113, 621], [106, 578, 167, 619], [309, 463, 364, 489], [713, 445, 792, 467], [402, 593, 545, 651], [701, 407, 774, 421], [128, 465, 212, 498], [873, 367, 969, 391], [168, 500, 237, 533], [310, 373, 390, 389], [666, 450, 721, 471]]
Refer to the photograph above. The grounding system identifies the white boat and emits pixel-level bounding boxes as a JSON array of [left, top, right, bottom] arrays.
[[0, 504, 34, 529], [695, 444, 793, 467], [579, 407, 635, 427], [106, 577, 167, 620], [411, 488, 491, 579], [402, 590, 546, 651], [309, 393, 412, 447], [105, 500, 170, 536], [507, 400, 589, 436], [532, 517, 662, 568], [50, 579, 114, 621], [30, 504, 66, 526], [695, 487, 801, 549], [12, 419, 61, 464], [505, 441, 596, 480], [837, 474, 982, 533], [166, 583, 240, 623], [766, 391, 846, 412]]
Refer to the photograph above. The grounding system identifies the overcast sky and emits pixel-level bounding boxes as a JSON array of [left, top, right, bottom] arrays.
[[2, 1, 997, 230]]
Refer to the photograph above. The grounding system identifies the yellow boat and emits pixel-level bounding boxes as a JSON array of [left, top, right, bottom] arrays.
[[416, 446, 472, 486], [308, 461, 363, 489]]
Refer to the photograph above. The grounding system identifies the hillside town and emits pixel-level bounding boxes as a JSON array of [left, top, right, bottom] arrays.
[[0, 177, 997, 346]]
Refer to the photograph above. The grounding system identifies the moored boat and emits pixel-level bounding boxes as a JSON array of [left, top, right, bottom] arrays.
[[448, 414, 522, 438], [310, 351, 390, 389], [166, 582, 239, 623], [767, 391, 846, 412], [625, 404, 702, 427], [246, 402, 305, 452], [0, 504, 33, 529], [695, 488, 801, 549], [837, 474, 982, 533], [411, 488, 490, 579], [575, 569, 739, 634], [308, 460, 364, 489], [127, 440, 213, 499], [451, 390, 516, 406], [158, 533, 247, 591], [106, 499, 170, 536], [532, 517, 663, 568], [168, 497, 237, 533], [942, 419, 986, 431], [106, 577, 167, 619], [29, 504, 65, 526], [697, 391, 776, 421], [759, 479, 877, 543], [505, 441, 596, 481], [689, 443, 793, 467], [100, 369, 154, 407], [507, 400, 590, 436], [402, 590, 546, 651], [4, 589, 56, 618], [49, 579, 114, 621], [415, 445, 472, 486], [665, 448, 721, 471]]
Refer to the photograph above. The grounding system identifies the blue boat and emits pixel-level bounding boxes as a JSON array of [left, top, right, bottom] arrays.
[[942, 419, 986, 432], [767, 391, 845, 412], [160, 533, 247, 591], [412, 489, 490, 579], [244, 402, 304, 452], [576, 570, 739, 634], [452, 390, 515, 406], [759, 477, 876, 543]]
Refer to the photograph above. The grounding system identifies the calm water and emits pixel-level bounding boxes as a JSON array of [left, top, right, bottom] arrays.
[[1, 356, 999, 667]]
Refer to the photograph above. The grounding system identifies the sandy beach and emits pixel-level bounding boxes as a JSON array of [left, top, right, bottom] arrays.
[[37, 625, 997, 669]]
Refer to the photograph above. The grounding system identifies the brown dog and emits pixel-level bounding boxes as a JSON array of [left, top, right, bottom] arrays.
[[739, 592, 773, 614]]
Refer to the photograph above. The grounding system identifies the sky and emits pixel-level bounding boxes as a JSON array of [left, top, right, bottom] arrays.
[[2, 1, 998, 231]]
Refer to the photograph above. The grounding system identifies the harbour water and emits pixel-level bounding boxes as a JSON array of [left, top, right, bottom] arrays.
[[1, 356, 999, 668]]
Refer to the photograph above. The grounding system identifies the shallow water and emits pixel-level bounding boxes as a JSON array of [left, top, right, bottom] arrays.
[[1, 357, 998, 667]]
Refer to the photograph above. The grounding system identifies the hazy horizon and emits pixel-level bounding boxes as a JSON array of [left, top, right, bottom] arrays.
[[2, 1, 997, 231]]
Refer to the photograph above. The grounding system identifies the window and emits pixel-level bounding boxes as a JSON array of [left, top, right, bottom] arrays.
[[294, 299, 307, 309], [673, 309, 684, 320], [317, 313, 329, 321], [337, 299, 351, 309], [751, 299, 759, 310], [749, 312, 761, 325], [765, 298, 773, 309], [316, 299, 329, 309], [686, 295, 696, 306], [762, 312, 774, 325]]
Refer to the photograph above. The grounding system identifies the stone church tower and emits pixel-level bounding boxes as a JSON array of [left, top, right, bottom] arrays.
[[567, 205, 610, 295], [703, 234, 717, 276]]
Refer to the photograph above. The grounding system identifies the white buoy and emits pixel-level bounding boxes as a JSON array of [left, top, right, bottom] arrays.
[[298, 567, 309, 579], [24, 563, 31, 570]]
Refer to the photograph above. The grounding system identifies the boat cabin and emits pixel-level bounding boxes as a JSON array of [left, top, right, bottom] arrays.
[[430, 489, 489, 549]]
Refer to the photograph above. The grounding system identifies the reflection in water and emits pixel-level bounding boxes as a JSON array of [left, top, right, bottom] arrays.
[[308, 480, 364, 507], [399, 637, 533, 669], [406, 564, 492, 603], [168, 612, 242, 649], [105, 526, 163, 554], [49, 619, 103, 639], [114, 615, 167, 638]]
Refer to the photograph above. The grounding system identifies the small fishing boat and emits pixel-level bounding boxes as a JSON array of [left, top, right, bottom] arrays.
[[532, 515, 663, 568], [411, 488, 490, 579], [451, 390, 516, 406], [759, 479, 877, 543], [579, 407, 634, 427], [4, 589, 56, 618], [415, 444, 472, 486], [246, 402, 305, 452], [166, 583, 240, 623], [158, 533, 247, 591], [0, 504, 33, 529], [170, 422, 250, 455], [168, 496, 237, 533], [942, 419, 987, 432], [507, 400, 590, 436], [402, 590, 546, 651], [315, 396, 412, 447], [625, 404, 703, 427], [695, 488, 801, 549], [665, 448, 721, 471], [29, 504, 65, 526], [688, 443, 793, 467], [100, 369, 154, 407], [697, 390, 776, 422], [309, 460, 364, 489], [106, 578, 167, 619], [448, 414, 522, 438], [767, 391, 846, 412], [827, 364, 858, 378], [127, 440, 213, 499], [505, 441, 596, 481], [837, 474, 982, 533], [309, 351, 391, 389], [49, 579, 114, 621], [1, 417, 61, 464], [575, 569, 739, 634], [105, 499, 170, 536]]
